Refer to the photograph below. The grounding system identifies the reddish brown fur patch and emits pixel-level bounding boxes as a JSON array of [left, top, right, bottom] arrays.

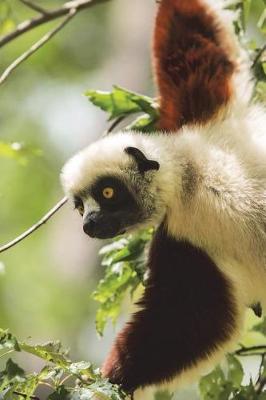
[[153, 0, 235, 130], [102, 225, 237, 393]]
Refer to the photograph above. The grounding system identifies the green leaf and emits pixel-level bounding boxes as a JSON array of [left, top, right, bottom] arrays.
[[226, 355, 244, 387], [93, 262, 135, 303], [20, 341, 69, 368], [68, 361, 94, 380], [94, 291, 125, 336], [154, 390, 174, 400], [38, 365, 64, 382], [255, 82, 266, 102], [48, 385, 71, 400], [81, 379, 126, 400], [127, 114, 157, 133], [3, 359, 25, 381], [0, 329, 20, 352], [85, 85, 158, 123], [94, 229, 153, 335], [0, 359, 30, 400], [233, 381, 257, 399], [258, 9, 266, 33], [199, 366, 229, 400], [242, 0, 252, 31]]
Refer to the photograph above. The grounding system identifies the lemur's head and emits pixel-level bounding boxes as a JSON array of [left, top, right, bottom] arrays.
[[61, 132, 168, 239]]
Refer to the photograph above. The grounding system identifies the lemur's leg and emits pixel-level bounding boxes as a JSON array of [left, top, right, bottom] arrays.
[[102, 224, 242, 393]]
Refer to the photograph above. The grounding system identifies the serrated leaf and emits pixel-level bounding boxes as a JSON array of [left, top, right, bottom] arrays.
[[0, 329, 20, 352], [85, 86, 158, 123], [68, 361, 94, 380], [127, 113, 156, 132], [20, 341, 69, 368], [95, 229, 153, 334], [48, 385, 71, 400], [199, 366, 228, 399], [93, 262, 135, 303], [99, 239, 129, 256], [94, 292, 124, 336], [226, 355, 244, 387], [84, 379, 126, 400], [4, 359, 25, 381], [38, 365, 64, 382]]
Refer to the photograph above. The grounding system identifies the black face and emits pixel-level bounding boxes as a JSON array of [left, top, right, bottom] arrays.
[[78, 176, 143, 239]]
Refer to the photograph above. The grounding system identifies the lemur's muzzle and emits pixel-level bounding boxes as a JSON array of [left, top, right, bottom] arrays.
[[83, 211, 122, 239]]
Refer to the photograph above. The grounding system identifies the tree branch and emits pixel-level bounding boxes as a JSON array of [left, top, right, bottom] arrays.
[[0, 9, 77, 86], [104, 115, 126, 136], [252, 44, 266, 69], [0, 197, 68, 254], [0, 0, 110, 49], [19, 0, 50, 15], [235, 345, 266, 356]]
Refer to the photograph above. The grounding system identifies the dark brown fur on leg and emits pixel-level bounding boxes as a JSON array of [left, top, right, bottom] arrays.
[[102, 224, 238, 393]]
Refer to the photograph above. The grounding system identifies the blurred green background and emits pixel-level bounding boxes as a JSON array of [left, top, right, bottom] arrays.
[[0, 1, 265, 399]]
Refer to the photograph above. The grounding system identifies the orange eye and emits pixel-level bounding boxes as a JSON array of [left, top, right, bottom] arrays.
[[103, 187, 114, 199]]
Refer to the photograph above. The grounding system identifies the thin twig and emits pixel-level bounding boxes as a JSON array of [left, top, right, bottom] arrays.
[[0, 197, 68, 254], [235, 345, 266, 356], [0, 9, 77, 86], [0, 0, 110, 49], [104, 116, 126, 136], [19, 0, 49, 15], [252, 44, 266, 69], [0, 349, 15, 359]]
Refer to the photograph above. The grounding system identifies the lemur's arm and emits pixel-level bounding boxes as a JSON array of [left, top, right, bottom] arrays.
[[153, 0, 237, 130], [102, 225, 241, 392]]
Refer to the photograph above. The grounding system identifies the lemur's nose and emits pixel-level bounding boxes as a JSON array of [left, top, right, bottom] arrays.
[[83, 212, 98, 237]]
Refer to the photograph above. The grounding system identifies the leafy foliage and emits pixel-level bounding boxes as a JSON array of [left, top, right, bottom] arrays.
[[0, 328, 127, 400], [85, 86, 159, 132], [92, 229, 152, 335], [199, 356, 244, 400]]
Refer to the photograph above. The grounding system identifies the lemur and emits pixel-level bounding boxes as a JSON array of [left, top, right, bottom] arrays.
[[61, 0, 266, 397]]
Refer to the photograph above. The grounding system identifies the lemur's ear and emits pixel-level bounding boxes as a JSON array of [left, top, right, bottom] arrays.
[[153, 0, 236, 130], [125, 147, 160, 174]]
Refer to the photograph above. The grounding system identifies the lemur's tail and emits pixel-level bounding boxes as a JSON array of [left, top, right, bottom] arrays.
[[153, 0, 240, 130]]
